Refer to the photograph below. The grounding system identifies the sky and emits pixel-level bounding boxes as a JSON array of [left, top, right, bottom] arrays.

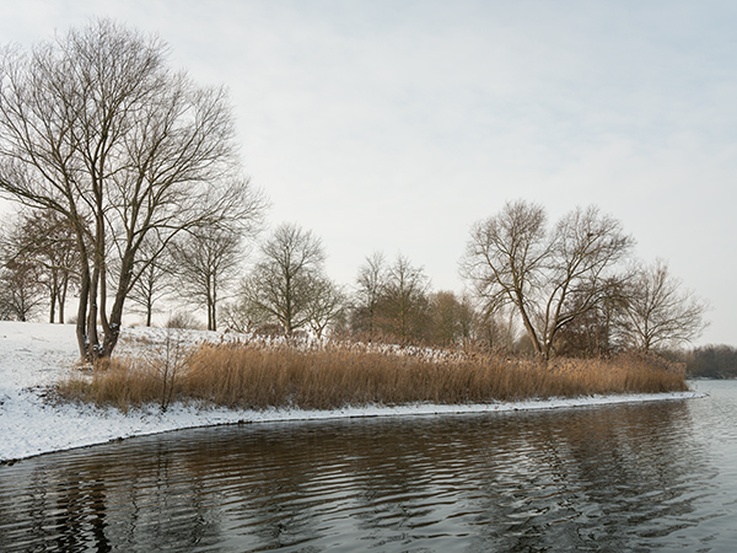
[[1, 0, 735, 346]]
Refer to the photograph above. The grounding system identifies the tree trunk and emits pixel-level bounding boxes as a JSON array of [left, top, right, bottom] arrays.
[[99, 250, 137, 358], [76, 267, 91, 361], [86, 265, 101, 360], [100, 296, 125, 358], [49, 296, 56, 324], [210, 280, 217, 331], [48, 274, 59, 324], [59, 278, 68, 324], [516, 295, 543, 358]]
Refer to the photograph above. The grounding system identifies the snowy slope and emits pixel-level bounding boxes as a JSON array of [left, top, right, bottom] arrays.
[[0, 321, 702, 463]]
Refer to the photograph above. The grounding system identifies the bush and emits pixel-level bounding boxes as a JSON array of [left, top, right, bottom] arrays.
[[165, 312, 203, 330]]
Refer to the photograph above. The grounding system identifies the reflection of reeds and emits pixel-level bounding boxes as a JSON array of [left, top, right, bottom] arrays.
[[57, 343, 688, 412]]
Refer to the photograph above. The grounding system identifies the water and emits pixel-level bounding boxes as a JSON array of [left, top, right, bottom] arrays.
[[1, 380, 736, 552]]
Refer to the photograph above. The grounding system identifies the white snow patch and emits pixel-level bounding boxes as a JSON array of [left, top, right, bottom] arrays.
[[0, 321, 703, 463]]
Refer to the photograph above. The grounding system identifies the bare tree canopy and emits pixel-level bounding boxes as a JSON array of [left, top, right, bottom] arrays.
[[618, 259, 708, 351], [0, 208, 79, 323], [238, 223, 333, 336], [428, 291, 475, 347], [170, 189, 266, 332], [0, 220, 46, 322], [381, 255, 431, 343], [350, 253, 432, 344], [0, 19, 251, 360], [351, 251, 388, 337], [126, 235, 173, 328], [303, 275, 347, 339], [463, 200, 634, 359]]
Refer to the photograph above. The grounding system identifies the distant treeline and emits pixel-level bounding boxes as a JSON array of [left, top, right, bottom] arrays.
[[685, 345, 737, 379]]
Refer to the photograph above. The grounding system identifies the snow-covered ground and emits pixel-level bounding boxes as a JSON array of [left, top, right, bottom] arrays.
[[0, 321, 703, 463]]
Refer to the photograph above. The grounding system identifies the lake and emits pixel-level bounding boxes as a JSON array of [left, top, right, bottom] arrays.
[[1, 380, 736, 552]]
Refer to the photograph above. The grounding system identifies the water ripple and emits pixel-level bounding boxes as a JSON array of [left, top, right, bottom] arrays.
[[2, 382, 737, 551]]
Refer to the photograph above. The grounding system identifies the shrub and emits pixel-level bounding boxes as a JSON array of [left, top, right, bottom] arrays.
[[165, 312, 204, 330]]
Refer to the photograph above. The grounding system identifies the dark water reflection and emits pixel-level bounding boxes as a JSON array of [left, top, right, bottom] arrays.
[[2, 380, 737, 552]]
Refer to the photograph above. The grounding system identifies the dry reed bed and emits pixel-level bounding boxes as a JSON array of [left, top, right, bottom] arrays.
[[56, 342, 688, 412]]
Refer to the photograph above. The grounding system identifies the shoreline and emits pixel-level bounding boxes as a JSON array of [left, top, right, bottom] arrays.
[[1, 388, 704, 464], [0, 321, 704, 464]]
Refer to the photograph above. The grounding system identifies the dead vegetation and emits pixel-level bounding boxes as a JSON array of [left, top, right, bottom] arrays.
[[56, 339, 688, 413]]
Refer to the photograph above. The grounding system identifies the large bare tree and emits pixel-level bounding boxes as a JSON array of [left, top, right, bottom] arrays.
[[0, 20, 249, 360], [463, 200, 633, 359], [618, 259, 708, 351]]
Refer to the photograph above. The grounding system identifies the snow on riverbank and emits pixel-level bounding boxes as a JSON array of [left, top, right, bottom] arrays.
[[0, 321, 703, 463]]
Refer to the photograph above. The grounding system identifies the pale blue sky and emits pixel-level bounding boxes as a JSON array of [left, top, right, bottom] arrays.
[[1, 1, 735, 346]]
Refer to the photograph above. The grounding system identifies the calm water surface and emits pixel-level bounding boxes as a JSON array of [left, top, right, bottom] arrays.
[[1, 380, 736, 552]]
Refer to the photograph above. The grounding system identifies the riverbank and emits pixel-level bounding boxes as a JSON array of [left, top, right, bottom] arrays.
[[0, 321, 702, 463]]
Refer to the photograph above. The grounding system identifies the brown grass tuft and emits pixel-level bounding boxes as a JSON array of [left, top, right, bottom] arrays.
[[57, 358, 160, 413]]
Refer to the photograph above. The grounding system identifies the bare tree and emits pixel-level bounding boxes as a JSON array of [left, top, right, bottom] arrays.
[[304, 275, 347, 339], [379, 255, 431, 343], [128, 179, 264, 330], [0, 20, 248, 360], [618, 259, 708, 351], [0, 208, 80, 323], [19, 209, 79, 323], [127, 236, 173, 327], [463, 201, 548, 352], [0, 251, 45, 321], [239, 223, 327, 336], [171, 225, 243, 332], [428, 291, 475, 347], [555, 276, 630, 357], [351, 252, 388, 337], [350, 253, 432, 344], [219, 297, 255, 334], [463, 200, 633, 359]]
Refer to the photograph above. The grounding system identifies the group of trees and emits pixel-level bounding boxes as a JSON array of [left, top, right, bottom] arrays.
[[0, 19, 710, 363], [685, 345, 737, 379], [236, 200, 703, 358], [0, 20, 263, 360], [350, 253, 474, 346], [173, 205, 712, 358], [462, 200, 708, 358], [223, 223, 344, 338], [0, 208, 78, 323], [218, 233, 476, 347]]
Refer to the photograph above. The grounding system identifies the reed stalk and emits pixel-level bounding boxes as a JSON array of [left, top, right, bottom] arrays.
[[56, 342, 688, 412]]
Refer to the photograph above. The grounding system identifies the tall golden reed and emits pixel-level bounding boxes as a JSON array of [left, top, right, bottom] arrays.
[[57, 341, 688, 412]]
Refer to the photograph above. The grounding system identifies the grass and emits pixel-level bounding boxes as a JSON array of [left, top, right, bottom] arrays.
[[56, 340, 689, 412]]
